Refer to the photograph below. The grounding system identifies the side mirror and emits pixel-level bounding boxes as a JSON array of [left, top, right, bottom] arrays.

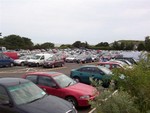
[[51, 84, 58, 89], [100, 72, 105, 75]]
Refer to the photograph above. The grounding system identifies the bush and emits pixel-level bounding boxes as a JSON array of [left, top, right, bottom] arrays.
[[90, 52, 150, 113], [90, 90, 140, 113], [112, 52, 150, 113]]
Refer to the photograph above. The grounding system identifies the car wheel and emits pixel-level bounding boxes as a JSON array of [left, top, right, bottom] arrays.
[[21, 62, 25, 66], [10, 63, 14, 67], [36, 63, 39, 67], [52, 64, 55, 68], [61, 63, 64, 67], [65, 96, 78, 108], [73, 77, 80, 82]]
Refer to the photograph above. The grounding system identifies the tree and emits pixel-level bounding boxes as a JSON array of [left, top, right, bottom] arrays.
[[22, 37, 33, 49], [145, 36, 150, 51], [0, 38, 6, 47], [95, 42, 109, 47], [137, 42, 145, 51], [120, 42, 125, 50], [124, 42, 134, 50], [3, 35, 24, 49], [40, 42, 54, 49], [72, 41, 82, 48], [60, 44, 72, 49], [33, 44, 41, 49], [112, 41, 120, 50]]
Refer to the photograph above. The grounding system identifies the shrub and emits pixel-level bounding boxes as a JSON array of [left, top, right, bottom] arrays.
[[90, 90, 140, 113], [112, 52, 150, 113]]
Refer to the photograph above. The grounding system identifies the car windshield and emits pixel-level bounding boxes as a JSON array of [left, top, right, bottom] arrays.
[[31, 55, 41, 60], [98, 66, 112, 75], [19, 56, 26, 60], [52, 74, 76, 88], [47, 57, 54, 61], [7, 82, 46, 105]]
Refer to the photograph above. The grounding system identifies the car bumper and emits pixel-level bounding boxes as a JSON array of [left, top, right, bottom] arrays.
[[77, 96, 97, 107]]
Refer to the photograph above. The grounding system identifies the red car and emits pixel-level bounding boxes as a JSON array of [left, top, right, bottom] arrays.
[[43, 56, 65, 68], [22, 72, 99, 107], [97, 61, 124, 70]]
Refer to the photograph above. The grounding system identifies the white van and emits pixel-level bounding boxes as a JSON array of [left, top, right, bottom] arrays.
[[27, 53, 54, 67]]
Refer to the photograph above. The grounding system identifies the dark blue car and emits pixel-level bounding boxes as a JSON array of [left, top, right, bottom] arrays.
[[0, 53, 14, 67], [0, 78, 77, 113]]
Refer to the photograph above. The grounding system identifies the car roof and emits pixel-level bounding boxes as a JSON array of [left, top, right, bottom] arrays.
[[80, 65, 98, 68], [25, 71, 62, 77], [0, 78, 29, 87], [97, 61, 120, 65]]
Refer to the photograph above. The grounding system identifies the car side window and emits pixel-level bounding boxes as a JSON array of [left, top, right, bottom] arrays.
[[38, 76, 56, 87], [78, 67, 90, 72], [26, 75, 38, 84], [0, 86, 9, 103], [40, 56, 44, 60]]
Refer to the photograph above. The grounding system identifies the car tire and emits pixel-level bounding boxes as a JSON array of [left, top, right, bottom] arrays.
[[36, 63, 39, 67], [73, 77, 80, 82], [65, 96, 78, 108], [52, 64, 55, 68], [10, 63, 14, 67], [61, 63, 64, 67], [21, 62, 25, 66]]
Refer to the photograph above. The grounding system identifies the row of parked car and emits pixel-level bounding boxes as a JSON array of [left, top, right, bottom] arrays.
[[0, 49, 140, 113], [1, 48, 141, 68], [0, 56, 137, 113]]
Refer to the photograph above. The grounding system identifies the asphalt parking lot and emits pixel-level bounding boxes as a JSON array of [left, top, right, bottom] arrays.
[[0, 62, 97, 113]]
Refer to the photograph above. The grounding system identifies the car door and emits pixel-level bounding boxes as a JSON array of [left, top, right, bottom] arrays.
[[37, 76, 64, 98], [0, 55, 8, 67], [0, 86, 17, 113], [89, 67, 104, 81], [39, 55, 45, 65], [77, 67, 92, 84]]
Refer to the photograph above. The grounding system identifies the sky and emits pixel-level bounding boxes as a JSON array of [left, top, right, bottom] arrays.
[[1, 0, 150, 45]]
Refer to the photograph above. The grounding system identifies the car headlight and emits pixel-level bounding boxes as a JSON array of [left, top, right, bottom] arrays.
[[80, 95, 90, 99]]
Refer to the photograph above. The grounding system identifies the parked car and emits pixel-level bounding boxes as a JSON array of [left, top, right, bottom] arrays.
[[70, 65, 112, 87], [65, 55, 77, 63], [74, 55, 92, 64], [114, 57, 137, 65], [14, 55, 32, 66], [27, 53, 54, 67], [0, 53, 14, 67], [0, 78, 77, 113], [43, 55, 65, 68], [22, 72, 99, 107], [3, 51, 19, 60], [97, 61, 125, 70]]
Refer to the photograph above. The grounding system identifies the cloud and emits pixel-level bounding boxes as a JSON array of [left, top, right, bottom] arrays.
[[1, 0, 150, 44]]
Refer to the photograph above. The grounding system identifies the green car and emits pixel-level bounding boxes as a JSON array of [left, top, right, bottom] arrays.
[[70, 65, 112, 87]]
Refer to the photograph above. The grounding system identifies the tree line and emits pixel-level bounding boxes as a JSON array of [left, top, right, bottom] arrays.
[[0, 34, 150, 51]]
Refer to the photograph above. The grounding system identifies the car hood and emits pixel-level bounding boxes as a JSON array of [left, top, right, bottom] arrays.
[[44, 60, 53, 63], [18, 95, 73, 113], [28, 59, 38, 62], [67, 83, 97, 95], [14, 59, 24, 62]]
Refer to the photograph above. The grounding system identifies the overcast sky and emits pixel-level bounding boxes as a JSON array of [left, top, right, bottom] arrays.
[[1, 0, 150, 45]]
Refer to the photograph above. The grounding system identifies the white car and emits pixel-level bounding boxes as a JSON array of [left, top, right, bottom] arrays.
[[27, 53, 54, 67], [14, 55, 32, 66]]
